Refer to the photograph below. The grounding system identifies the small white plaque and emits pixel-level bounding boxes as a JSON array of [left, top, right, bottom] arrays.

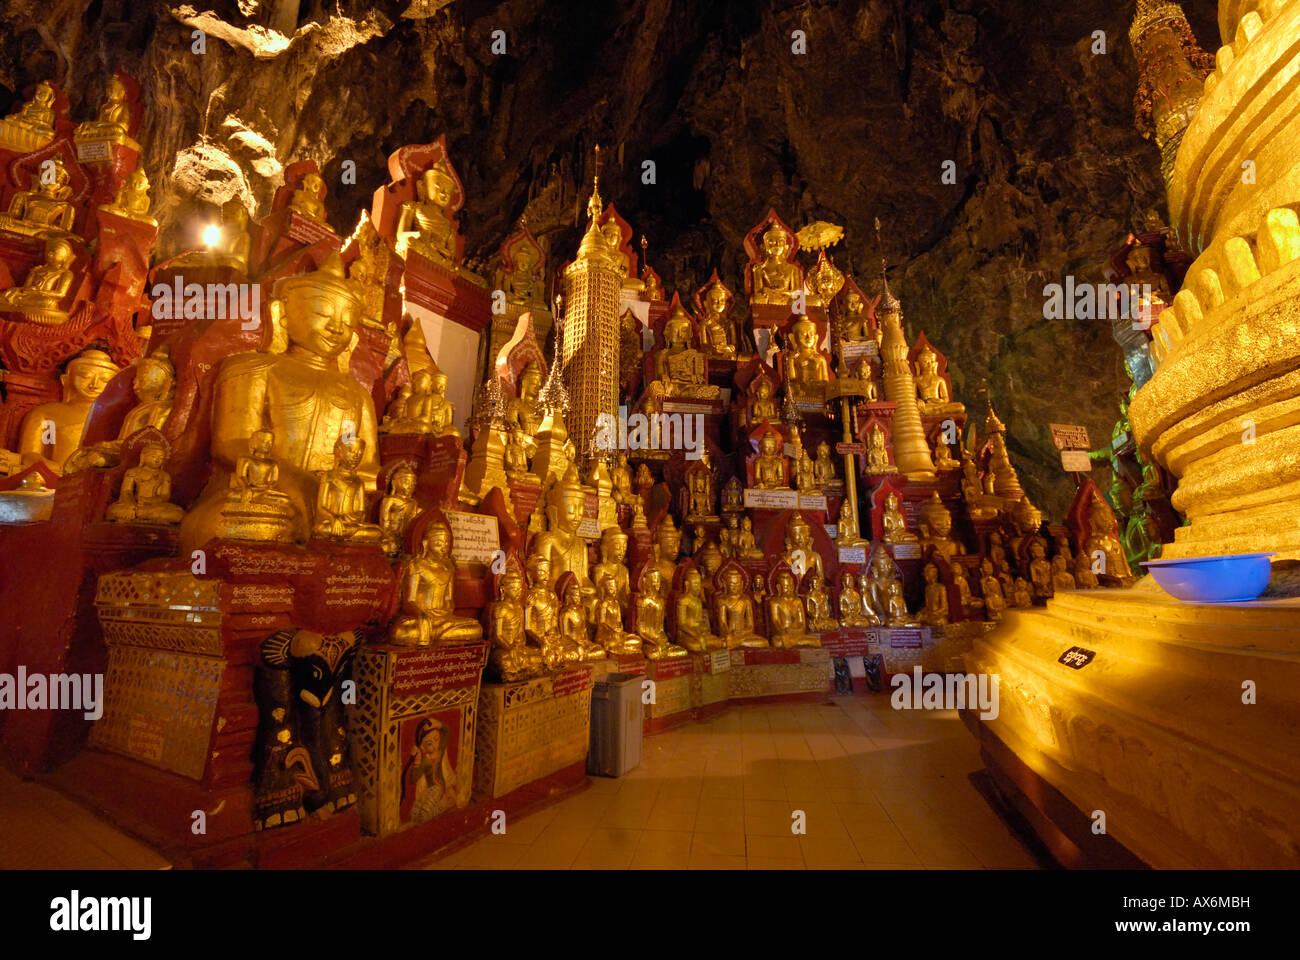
[[445, 510, 500, 563], [744, 488, 800, 510]]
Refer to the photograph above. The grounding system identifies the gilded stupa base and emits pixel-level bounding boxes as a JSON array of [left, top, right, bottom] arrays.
[[964, 578, 1300, 868]]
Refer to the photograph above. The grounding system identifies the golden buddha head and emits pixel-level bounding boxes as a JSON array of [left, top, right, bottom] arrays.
[[699, 541, 722, 574], [597, 573, 618, 599], [856, 572, 871, 594], [64, 349, 120, 403], [562, 581, 582, 607], [923, 562, 938, 583], [917, 346, 940, 374], [885, 491, 901, 513], [980, 558, 994, 575], [1087, 493, 1114, 534], [755, 379, 772, 400], [411, 369, 432, 394], [721, 566, 745, 596], [704, 283, 727, 315], [251, 428, 274, 456], [139, 442, 167, 470], [499, 569, 524, 602], [513, 242, 537, 272], [37, 157, 72, 199], [761, 224, 789, 260], [33, 82, 55, 108], [389, 462, 417, 498], [429, 371, 448, 396], [332, 434, 366, 471], [1012, 495, 1042, 533], [518, 362, 541, 399], [790, 316, 819, 352], [547, 465, 585, 534], [600, 219, 623, 250], [1030, 539, 1047, 559], [785, 512, 812, 549], [840, 572, 854, 591], [920, 492, 953, 538], [525, 551, 551, 585], [642, 566, 663, 595], [420, 517, 453, 559], [845, 290, 863, 315], [758, 432, 778, 456], [683, 568, 704, 596], [775, 570, 796, 596], [300, 172, 324, 199], [104, 75, 126, 103], [271, 253, 362, 362], [600, 526, 628, 562], [420, 161, 455, 209], [655, 515, 681, 557], [663, 307, 692, 348], [132, 351, 174, 402]]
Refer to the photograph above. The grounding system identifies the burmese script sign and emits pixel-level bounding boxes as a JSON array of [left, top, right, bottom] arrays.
[[745, 488, 800, 510], [446, 510, 499, 563], [391, 645, 484, 698]]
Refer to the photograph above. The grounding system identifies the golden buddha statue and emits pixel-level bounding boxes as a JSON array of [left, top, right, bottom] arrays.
[[489, 570, 546, 682], [630, 496, 648, 529], [883, 578, 919, 627], [676, 569, 722, 653], [650, 515, 682, 596], [312, 436, 381, 543], [99, 170, 156, 226], [0, 156, 77, 237], [378, 463, 421, 555], [610, 453, 634, 504], [836, 571, 875, 627], [555, 582, 594, 663], [768, 570, 821, 648], [390, 518, 484, 646], [913, 346, 961, 415], [649, 303, 718, 400], [504, 241, 546, 306], [210, 429, 297, 542], [714, 566, 768, 648], [1011, 577, 1032, 608], [804, 576, 838, 632], [866, 550, 902, 621], [506, 361, 544, 451], [781, 512, 826, 583], [747, 378, 779, 427], [719, 514, 738, 557], [918, 562, 949, 626], [735, 515, 763, 559], [953, 565, 982, 616], [698, 282, 735, 358], [917, 491, 963, 561], [65, 351, 175, 474], [684, 455, 717, 521], [635, 568, 689, 660], [74, 75, 135, 146], [0, 81, 56, 152], [960, 451, 999, 520], [865, 422, 896, 474], [835, 499, 866, 547], [289, 172, 327, 224], [0, 237, 76, 323], [179, 253, 379, 551], [932, 435, 959, 470], [592, 526, 631, 612], [783, 316, 831, 402], [529, 464, 598, 606], [593, 575, 639, 657], [813, 442, 838, 487], [1084, 491, 1133, 581], [15, 348, 120, 472], [750, 223, 802, 305], [104, 443, 185, 525], [880, 491, 918, 545], [979, 559, 1006, 621], [504, 424, 529, 476], [753, 431, 788, 489], [1124, 242, 1172, 305], [794, 449, 817, 492], [1073, 550, 1099, 589], [1029, 539, 1054, 601], [396, 160, 458, 266], [838, 289, 869, 342], [522, 554, 566, 667]]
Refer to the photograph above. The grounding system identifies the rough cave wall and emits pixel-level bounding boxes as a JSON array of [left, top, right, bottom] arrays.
[[0, 0, 1221, 518]]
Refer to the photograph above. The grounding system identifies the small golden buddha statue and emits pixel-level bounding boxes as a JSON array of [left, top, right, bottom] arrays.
[[917, 492, 963, 561], [504, 424, 529, 476], [1055, 548, 1076, 587], [289, 172, 327, 224], [104, 443, 184, 525], [835, 499, 866, 547], [953, 565, 982, 616], [1073, 550, 1100, 589], [676, 569, 723, 653], [794, 449, 817, 492], [838, 290, 869, 342], [593, 575, 639, 657], [1125, 243, 1172, 304], [784, 316, 831, 402], [630, 496, 648, 529], [932, 436, 960, 470], [529, 464, 598, 606], [721, 475, 744, 514], [417, 370, 459, 437], [918, 562, 949, 626], [804, 576, 837, 632], [390, 518, 484, 646], [312, 436, 381, 543], [781, 512, 826, 583], [880, 491, 917, 545], [74, 75, 134, 145], [684, 456, 717, 521], [556, 581, 596, 663], [698, 282, 735, 358], [636, 568, 688, 659], [592, 526, 631, 612], [503, 241, 545, 306], [714, 566, 768, 648], [883, 579, 919, 627], [65, 351, 176, 474], [753, 431, 788, 489], [960, 452, 999, 520], [1085, 492, 1133, 580], [768, 570, 821, 648], [522, 555, 565, 667], [866, 550, 901, 621], [99, 170, 156, 226], [648, 303, 718, 400], [212, 429, 297, 541], [750, 223, 802, 305], [813, 442, 838, 487], [507, 362, 544, 453], [396, 160, 458, 266], [489, 571, 546, 682], [1011, 577, 1033, 608], [0, 156, 76, 237], [650, 515, 682, 596], [0, 237, 76, 323], [836, 571, 875, 627], [612, 453, 635, 505], [1029, 539, 1054, 601], [748, 379, 779, 427], [719, 514, 738, 557], [378, 462, 421, 555], [913, 346, 961, 415], [15, 348, 120, 472], [865, 422, 896, 474], [0, 81, 56, 152], [979, 559, 1006, 621], [634, 462, 654, 497], [736, 515, 764, 559]]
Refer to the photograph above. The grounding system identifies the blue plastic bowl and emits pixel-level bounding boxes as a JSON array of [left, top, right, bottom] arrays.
[[1140, 552, 1274, 603]]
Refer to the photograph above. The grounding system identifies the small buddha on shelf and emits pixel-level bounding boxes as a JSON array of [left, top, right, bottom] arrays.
[[1074, 550, 1100, 589], [592, 526, 631, 612], [748, 379, 780, 426], [556, 581, 594, 663], [209, 429, 297, 541], [647, 303, 718, 401], [805, 576, 838, 632], [390, 519, 484, 646], [684, 454, 718, 521], [489, 571, 546, 682], [720, 514, 739, 558], [714, 566, 768, 648], [74, 74, 134, 145], [813, 442, 838, 488], [0, 156, 76, 238], [918, 492, 963, 561], [523, 555, 565, 668], [504, 424, 529, 476], [913, 345, 962, 415], [593, 575, 639, 657], [378, 463, 421, 555], [750, 223, 802, 305], [698, 282, 736, 359], [312, 436, 381, 543], [676, 569, 723, 653], [979, 559, 1006, 622], [104, 443, 184, 525], [0, 81, 56, 152], [953, 565, 982, 617], [918, 562, 949, 626], [99, 170, 156, 226], [794, 449, 817, 492], [881, 491, 918, 545], [752, 431, 788, 489], [783, 316, 831, 403], [396, 159, 460, 267], [612, 453, 635, 505], [782, 513, 826, 583], [1051, 553, 1076, 592], [836, 500, 867, 547], [0, 237, 76, 323], [650, 516, 683, 598], [736, 515, 764, 559], [1012, 577, 1033, 608], [932, 436, 960, 470], [65, 351, 176, 474], [721, 475, 744, 513], [837, 571, 876, 628], [1084, 491, 1133, 581], [883, 579, 919, 627], [636, 568, 689, 660], [865, 423, 896, 474], [768, 570, 821, 648], [1029, 540, 1054, 601], [289, 172, 327, 224], [866, 549, 903, 621]]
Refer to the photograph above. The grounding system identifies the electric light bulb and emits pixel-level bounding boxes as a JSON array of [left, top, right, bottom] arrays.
[[202, 224, 221, 248]]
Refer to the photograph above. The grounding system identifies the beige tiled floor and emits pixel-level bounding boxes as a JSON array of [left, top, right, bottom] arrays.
[[0, 764, 171, 869], [427, 694, 1041, 870]]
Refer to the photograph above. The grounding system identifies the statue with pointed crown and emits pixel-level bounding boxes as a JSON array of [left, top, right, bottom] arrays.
[[396, 156, 460, 268], [749, 217, 803, 306], [528, 463, 598, 608]]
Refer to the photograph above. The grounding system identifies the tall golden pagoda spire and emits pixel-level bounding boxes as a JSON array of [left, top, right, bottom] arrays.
[[873, 218, 935, 482]]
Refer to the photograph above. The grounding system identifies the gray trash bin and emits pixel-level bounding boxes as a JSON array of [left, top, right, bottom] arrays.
[[588, 673, 643, 777]]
